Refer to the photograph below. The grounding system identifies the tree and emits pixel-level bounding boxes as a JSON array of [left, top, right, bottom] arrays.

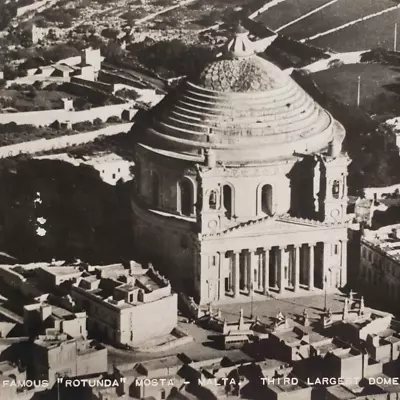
[[101, 28, 119, 40], [127, 39, 215, 78], [101, 41, 124, 62]]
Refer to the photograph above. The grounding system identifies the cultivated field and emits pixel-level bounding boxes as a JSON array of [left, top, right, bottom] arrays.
[[311, 63, 400, 117], [0, 88, 79, 112], [281, 0, 398, 40], [255, 0, 329, 31], [309, 8, 400, 52]]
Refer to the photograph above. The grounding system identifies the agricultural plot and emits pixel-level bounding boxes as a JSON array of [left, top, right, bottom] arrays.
[[309, 8, 400, 52], [254, 0, 330, 31], [281, 0, 398, 40], [0, 88, 80, 112], [311, 63, 400, 117]]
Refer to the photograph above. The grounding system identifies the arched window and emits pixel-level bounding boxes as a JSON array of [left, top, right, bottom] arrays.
[[209, 190, 217, 210], [332, 180, 340, 199], [261, 184, 273, 215], [152, 173, 159, 207], [178, 178, 194, 216], [223, 185, 233, 219]]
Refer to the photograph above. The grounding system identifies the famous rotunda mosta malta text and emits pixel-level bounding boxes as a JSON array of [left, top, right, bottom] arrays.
[[131, 25, 350, 306]]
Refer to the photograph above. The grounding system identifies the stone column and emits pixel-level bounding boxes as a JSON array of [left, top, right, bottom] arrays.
[[340, 240, 347, 287], [309, 244, 315, 290], [233, 251, 240, 298], [294, 245, 300, 292], [246, 251, 252, 294], [249, 249, 258, 294], [264, 248, 270, 295], [278, 246, 285, 293], [322, 242, 328, 290]]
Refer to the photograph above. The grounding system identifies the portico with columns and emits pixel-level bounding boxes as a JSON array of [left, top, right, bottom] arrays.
[[199, 215, 347, 303]]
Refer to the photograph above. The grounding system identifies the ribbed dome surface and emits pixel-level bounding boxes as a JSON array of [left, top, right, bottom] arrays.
[[140, 27, 345, 163], [198, 56, 287, 92]]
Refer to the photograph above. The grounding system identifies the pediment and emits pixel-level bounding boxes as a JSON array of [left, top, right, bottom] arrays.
[[210, 215, 339, 239]]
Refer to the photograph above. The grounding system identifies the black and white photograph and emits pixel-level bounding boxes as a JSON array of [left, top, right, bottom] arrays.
[[0, 0, 399, 398]]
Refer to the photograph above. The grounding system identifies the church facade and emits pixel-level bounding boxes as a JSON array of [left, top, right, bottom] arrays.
[[131, 26, 350, 305]]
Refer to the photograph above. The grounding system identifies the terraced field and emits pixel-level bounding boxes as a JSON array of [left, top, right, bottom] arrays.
[[312, 63, 400, 116], [309, 7, 400, 52], [281, 0, 398, 40], [254, 0, 329, 31]]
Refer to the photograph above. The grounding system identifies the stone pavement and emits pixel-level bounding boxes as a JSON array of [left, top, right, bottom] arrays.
[[106, 292, 356, 367], [216, 291, 351, 323]]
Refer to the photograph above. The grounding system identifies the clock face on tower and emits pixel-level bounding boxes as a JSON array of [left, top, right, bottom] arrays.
[[330, 208, 340, 222], [208, 220, 218, 232]]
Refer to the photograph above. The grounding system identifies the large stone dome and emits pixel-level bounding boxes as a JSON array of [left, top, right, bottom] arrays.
[[139, 26, 345, 164]]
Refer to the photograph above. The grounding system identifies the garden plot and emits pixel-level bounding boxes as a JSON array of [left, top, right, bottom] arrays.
[[309, 7, 400, 52], [281, 0, 397, 40]]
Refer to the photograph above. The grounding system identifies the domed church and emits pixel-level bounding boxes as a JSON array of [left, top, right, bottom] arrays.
[[131, 25, 350, 305]]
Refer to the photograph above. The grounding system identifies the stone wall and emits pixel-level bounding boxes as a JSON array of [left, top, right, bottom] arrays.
[[99, 70, 150, 90], [17, 0, 61, 16], [76, 346, 108, 376], [120, 293, 178, 345], [0, 103, 133, 126], [71, 77, 114, 93], [132, 200, 196, 289], [61, 81, 116, 103], [0, 122, 134, 158]]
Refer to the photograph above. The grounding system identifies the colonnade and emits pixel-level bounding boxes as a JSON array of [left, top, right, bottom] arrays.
[[220, 241, 346, 297]]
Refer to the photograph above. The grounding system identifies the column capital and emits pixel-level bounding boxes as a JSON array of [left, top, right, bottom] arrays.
[[309, 243, 317, 248]]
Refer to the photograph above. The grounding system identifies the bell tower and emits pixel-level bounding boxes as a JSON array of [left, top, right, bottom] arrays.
[[196, 150, 226, 235], [317, 140, 350, 223]]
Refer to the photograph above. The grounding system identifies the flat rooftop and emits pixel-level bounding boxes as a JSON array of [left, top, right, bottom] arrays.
[[40, 266, 82, 276], [51, 305, 75, 320], [268, 378, 307, 393], [0, 361, 17, 374], [326, 385, 357, 400], [333, 348, 360, 359], [363, 224, 400, 261], [139, 355, 184, 372], [312, 341, 344, 354]]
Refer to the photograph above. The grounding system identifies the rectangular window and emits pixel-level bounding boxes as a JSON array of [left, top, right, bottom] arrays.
[[334, 244, 339, 255], [211, 256, 216, 266], [112, 173, 116, 179]]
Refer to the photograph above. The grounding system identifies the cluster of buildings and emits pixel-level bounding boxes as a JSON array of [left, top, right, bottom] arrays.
[[84, 295, 400, 400], [24, 48, 102, 83], [2, 13, 400, 399], [0, 260, 180, 399]]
